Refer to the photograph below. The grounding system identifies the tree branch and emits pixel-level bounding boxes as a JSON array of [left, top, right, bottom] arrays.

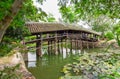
[[0, 0, 24, 42]]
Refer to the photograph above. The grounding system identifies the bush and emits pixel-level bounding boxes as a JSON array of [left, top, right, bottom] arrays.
[[0, 64, 22, 79], [104, 31, 114, 40]]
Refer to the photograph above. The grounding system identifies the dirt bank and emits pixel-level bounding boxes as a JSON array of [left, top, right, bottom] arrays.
[[97, 39, 120, 48]]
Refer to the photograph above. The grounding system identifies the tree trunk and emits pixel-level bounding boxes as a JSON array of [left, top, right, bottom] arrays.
[[0, 0, 24, 42], [116, 35, 120, 46], [0, 29, 5, 42]]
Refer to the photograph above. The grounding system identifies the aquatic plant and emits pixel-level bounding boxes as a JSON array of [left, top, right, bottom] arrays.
[[60, 49, 120, 79]]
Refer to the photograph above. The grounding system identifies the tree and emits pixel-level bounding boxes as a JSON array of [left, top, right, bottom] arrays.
[[0, 0, 50, 56], [58, 0, 120, 43], [0, 0, 24, 42], [0, 0, 49, 42], [91, 15, 115, 35], [113, 23, 120, 46], [58, 0, 120, 23]]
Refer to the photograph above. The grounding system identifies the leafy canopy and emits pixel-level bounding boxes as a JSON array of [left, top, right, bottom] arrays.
[[0, 0, 56, 41], [0, 0, 56, 56], [58, 0, 120, 23]]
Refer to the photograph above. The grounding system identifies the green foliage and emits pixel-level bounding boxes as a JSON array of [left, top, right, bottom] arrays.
[[91, 15, 114, 32], [0, 0, 14, 21], [59, 0, 120, 23], [59, 6, 78, 23], [40, 13, 56, 22], [0, 64, 22, 79], [112, 23, 120, 46], [36, 0, 46, 5], [61, 49, 120, 79], [2, 0, 56, 42], [0, 37, 15, 57], [0, 36, 28, 57], [58, 0, 120, 45], [105, 31, 114, 40], [4, 0, 38, 40], [0, 0, 57, 57], [99, 71, 120, 79]]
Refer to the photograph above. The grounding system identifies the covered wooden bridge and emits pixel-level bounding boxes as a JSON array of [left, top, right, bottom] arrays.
[[25, 22, 101, 57]]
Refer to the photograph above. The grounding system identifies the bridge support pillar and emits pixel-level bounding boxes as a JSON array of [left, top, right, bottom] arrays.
[[50, 40, 53, 54], [58, 39, 60, 54], [36, 34, 42, 57], [75, 39, 77, 53], [70, 39, 72, 53], [61, 39, 63, 54], [48, 40, 50, 55], [80, 41, 83, 51], [65, 39, 68, 54], [47, 34, 51, 55], [92, 42, 95, 48], [87, 41, 89, 49], [54, 32, 58, 55]]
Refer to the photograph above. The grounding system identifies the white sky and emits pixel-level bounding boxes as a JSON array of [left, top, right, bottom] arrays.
[[33, 0, 61, 21], [33, 0, 90, 28]]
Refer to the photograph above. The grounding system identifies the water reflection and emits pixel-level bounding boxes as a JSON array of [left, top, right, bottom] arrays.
[[26, 48, 81, 67], [27, 53, 36, 67], [25, 47, 82, 79]]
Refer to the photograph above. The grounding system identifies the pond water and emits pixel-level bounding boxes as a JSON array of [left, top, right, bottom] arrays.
[[25, 48, 82, 79], [25, 47, 120, 79]]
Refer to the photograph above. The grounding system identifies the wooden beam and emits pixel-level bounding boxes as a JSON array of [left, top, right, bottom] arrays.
[[25, 35, 66, 44]]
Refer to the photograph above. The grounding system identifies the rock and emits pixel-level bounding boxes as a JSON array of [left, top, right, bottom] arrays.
[[0, 50, 35, 79]]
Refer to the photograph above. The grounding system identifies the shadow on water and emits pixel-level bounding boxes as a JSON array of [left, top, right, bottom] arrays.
[[25, 48, 84, 79]]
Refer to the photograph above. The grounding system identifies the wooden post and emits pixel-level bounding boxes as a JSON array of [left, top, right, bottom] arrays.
[[87, 41, 89, 49], [55, 32, 58, 55], [58, 39, 60, 54], [47, 34, 50, 55], [92, 41, 95, 48], [81, 40, 84, 49], [36, 34, 42, 57], [50, 40, 53, 54], [75, 39, 77, 53], [80, 32, 83, 51], [77, 39, 78, 50], [22, 53, 28, 62], [66, 31, 68, 53], [86, 33, 89, 49], [65, 38, 67, 54], [80, 40, 83, 51], [78, 40, 80, 53], [61, 39, 63, 54], [70, 39, 72, 53], [48, 40, 50, 55]]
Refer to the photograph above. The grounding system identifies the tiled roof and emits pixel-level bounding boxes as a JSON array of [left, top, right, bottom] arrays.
[[25, 22, 101, 35]]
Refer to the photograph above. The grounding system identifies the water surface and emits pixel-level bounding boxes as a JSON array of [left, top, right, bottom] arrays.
[[26, 48, 80, 79]]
